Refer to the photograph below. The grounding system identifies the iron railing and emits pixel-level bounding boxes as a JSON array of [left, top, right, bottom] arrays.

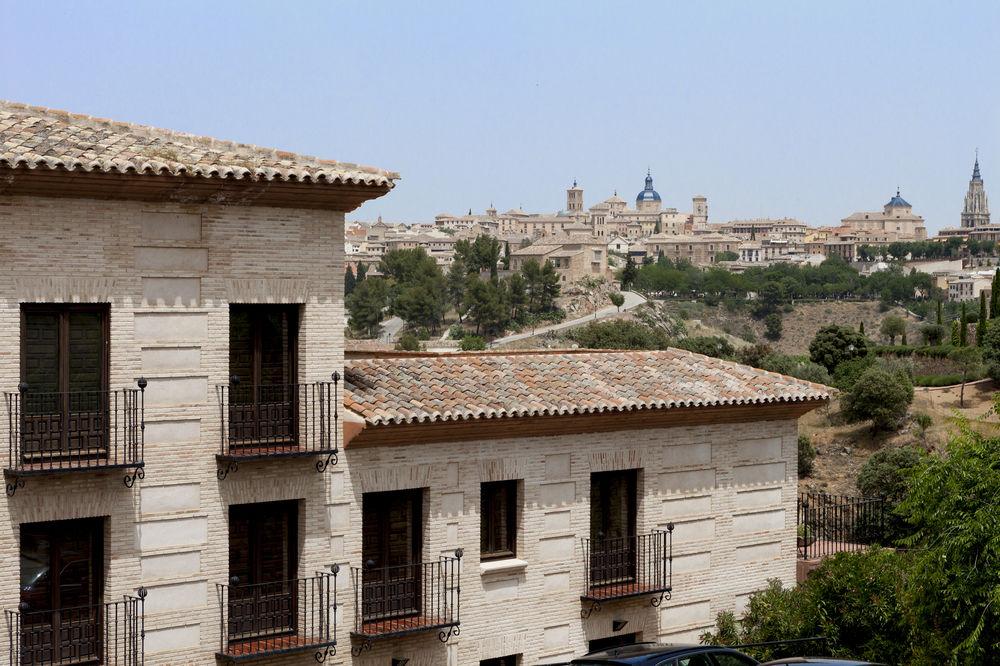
[[215, 375, 340, 478], [4, 382, 146, 495], [797, 492, 888, 560], [350, 550, 462, 655], [216, 570, 337, 662], [6, 592, 145, 665], [580, 528, 673, 617]]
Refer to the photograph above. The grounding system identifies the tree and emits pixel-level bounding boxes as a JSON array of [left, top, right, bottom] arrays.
[[992, 268, 1000, 318], [764, 313, 783, 341], [674, 336, 735, 359], [621, 255, 639, 290], [977, 291, 989, 345], [858, 320, 865, 335], [842, 366, 914, 431], [463, 277, 507, 336], [447, 257, 469, 316], [521, 259, 560, 313], [951, 319, 961, 346], [936, 299, 943, 325], [569, 320, 670, 350], [345, 265, 357, 296], [459, 335, 486, 351], [380, 248, 448, 332], [346, 277, 388, 337], [898, 426, 1000, 662], [609, 292, 625, 312], [919, 323, 946, 346], [455, 235, 502, 279], [355, 262, 368, 281], [949, 346, 982, 407], [393, 281, 448, 332], [981, 321, 1000, 380], [960, 302, 968, 346], [715, 250, 738, 262], [394, 331, 420, 351], [809, 325, 870, 372], [879, 315, 906, 345], [798, 435, 816, 477], [502, 241, 511, 270]]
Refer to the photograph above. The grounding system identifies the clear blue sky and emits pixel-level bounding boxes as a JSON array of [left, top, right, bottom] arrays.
[[3, 1, 997, 232]]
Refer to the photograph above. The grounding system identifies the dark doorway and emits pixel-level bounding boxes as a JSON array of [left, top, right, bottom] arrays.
[[588, 632, 640, 654], [228, 501, 298, 641], [20, 305, 110, 461], [589, 470, 638, 586], [19, 517, 104, 663], [227, 305, 299, 449], [361, 489, 423, 619]]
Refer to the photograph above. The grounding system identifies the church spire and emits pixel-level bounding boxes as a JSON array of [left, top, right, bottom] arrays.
[[973, 149, 982, 181]]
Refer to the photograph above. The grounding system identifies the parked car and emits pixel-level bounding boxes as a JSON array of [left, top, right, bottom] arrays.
[[568, 642, 759, 665], [761, 657, 885, 666]]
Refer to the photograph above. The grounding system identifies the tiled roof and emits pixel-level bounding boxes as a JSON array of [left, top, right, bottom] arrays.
[[0, 100, 398, 188], [344, 349, 830, 426]]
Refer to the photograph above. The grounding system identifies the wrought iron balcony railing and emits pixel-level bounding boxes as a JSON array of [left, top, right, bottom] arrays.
[[797, 492, 889, 560], [215, 374, 340, 479], [6, 591, 146, 665], [4, 382, 146, 496], [216, 570, 338, 663], [580, 527, 673, 618], [350, 550, 462, 656]]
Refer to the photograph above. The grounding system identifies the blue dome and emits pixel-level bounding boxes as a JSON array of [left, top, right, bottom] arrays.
[[886, 189, 910, 208], [636, 172, 661, 203]]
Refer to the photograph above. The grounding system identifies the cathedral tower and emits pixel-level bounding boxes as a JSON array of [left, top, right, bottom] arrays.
[[566, 180, 583, 212], [961, 152, 990, 228]]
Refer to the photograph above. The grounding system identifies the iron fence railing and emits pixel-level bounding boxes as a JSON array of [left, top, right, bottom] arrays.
[[4, 382, 146, 495], [797, 492, 888, 560], [6, 592, 145, 665], [215, 570, 337, 662], [216, 376, 339, 475], [350, 551, 462, 654], [580, 528, 673, 617]]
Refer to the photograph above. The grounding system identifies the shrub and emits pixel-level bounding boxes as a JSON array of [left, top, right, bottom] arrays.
[[857, 446, 922, 503], [447, 323, 465, 340], [568, 320, 670, 350], [786, 360, 833, 384], [735, 343, 774, 368], [914, 411, 933, 434], [798, 435, 816, 477], [764, 313, 783, 341], [674, 336, 735, 359], [395, 331, 421, 351], [458, 335, 486, 351], [832, 354, 875, 391], [920, 323, 947, 346], [809, 325, 870, 372], [842, 366, 914, 431]]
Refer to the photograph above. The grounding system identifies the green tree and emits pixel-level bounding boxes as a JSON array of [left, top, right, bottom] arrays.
[[463, 277, 508, 336], [960, 302, 968, 346], [674, 336, 735, 359], [507, 272, 528, 322], [393, 281, 448, 332], [447, 257, 468, 316], [919, 323, 946, 346], [380, 248, 448, 332], [981, 321, 1000, 380], [842, 366, 914, 432], [948, 346, 982, 407], [936, 299, 943, 325], [345, 265, 357, 296], [714, 250, 738, 262], [455, 235, 502, 279], [620, 255, 639, 290], [345, 277, 388, 337], [459, 335, 486, 351], [609, 292, 625, 312], [879, 315, 906, 345], [951, 319, 961, 345], [858, 320, 865, 335], [978, 290, 989, 345], [502, 241, 511, 270], [798, 435, 815, 477], [394, 331, 421, 351], [355, 262, 368, 281], [992, 268, 1000, 318], [857, 446, 921, 504], [521, 259, 560, 313], [569, 320, 671, 350], [898, 426, 1000, 662], [808, 325, 870, 372], [763, 313, 783, 341]]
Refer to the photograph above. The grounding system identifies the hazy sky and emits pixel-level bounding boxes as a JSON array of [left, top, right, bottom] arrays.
[[3, 1, 997, 232]]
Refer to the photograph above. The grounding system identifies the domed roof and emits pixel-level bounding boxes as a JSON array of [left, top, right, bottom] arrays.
[[886, 189, 910, 208], [636, 171, 661, 203], [605, 191, 626, 204]]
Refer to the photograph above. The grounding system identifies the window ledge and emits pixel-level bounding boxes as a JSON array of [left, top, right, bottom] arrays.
[[479, 558, 528, 576]]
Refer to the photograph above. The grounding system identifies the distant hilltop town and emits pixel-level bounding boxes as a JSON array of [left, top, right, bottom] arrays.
[[347, 157, 991, 295]]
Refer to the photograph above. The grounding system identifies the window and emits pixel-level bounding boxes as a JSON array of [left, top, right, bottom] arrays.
[[587, 632, 639, 653], [480, 656, 519, 666], [228, 305, 299, 446], [228, 501, 298, 639], [590, 470, 638, 585], [480, 480, 517, 560], [20, 518, 104, 662], [20, 304, 109, 458]]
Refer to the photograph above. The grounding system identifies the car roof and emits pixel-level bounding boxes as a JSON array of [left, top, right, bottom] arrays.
[[760, 659, 885, 666], [572, 643, 750, 664]]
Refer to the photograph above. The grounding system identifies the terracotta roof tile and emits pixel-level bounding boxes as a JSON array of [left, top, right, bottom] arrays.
[[0, 100, 398, 187], [344, 349, 830, 426]]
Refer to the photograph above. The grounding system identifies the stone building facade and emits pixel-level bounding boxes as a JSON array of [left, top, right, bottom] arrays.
[[0, 102, 828, 665]]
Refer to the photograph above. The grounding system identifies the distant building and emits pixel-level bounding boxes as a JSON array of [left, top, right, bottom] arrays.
[[645, 233, 742, 266], [841, 190, 927, 240], [510, 233, 609, 282], [962, 154, 990, 229]]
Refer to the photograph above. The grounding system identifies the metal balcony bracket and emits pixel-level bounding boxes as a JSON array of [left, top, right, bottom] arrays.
[[438, 624, 460, 644], [314, 645, 336, 663], [4, 474, 24, 497], [315, 449, 339, 473], [351, 639, 374, 657], [581, 600, 602, 619], [124, 465, 145, 489], [651, 587, 672, 608], [217, 460, 239, 481]]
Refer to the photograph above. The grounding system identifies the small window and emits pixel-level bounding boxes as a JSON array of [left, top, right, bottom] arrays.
[[480, 657, 518, 666], [480, 480, 518, 560]]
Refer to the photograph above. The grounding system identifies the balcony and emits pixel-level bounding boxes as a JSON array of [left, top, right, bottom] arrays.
[[215, 374, 340, 479], [350, 550, 462, 656], [216, 570, 338, 663], [3, 382, 146, 496], [580, 528, 673, 618], [6, 591, 146, 665]]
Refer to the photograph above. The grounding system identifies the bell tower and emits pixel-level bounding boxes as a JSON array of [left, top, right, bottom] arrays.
[[961, 151, 990, 228], [567, 180, 583, 212]]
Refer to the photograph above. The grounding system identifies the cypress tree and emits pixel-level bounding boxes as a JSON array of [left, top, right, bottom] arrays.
[[960, 302, 968, 346], [901, 330, 907, 346], [859, 321, 865, 335], [978, 291, 989, 345], [936, 300, 943, 326], [992, 268, 1000, 318], [951, 319, 960, 345]]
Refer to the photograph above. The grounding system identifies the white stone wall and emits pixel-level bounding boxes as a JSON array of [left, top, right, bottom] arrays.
[[339, 418, 800, 665], [0, 195, 344, 665]]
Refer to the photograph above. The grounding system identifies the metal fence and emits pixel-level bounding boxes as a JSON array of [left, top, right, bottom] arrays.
[[797, 492, 888, 560], [582, 529, 673, 600], [215, 570, 337, 662], [216, 376, 339, 464], [350, 550, 462, 650], [5, 383, 145, 492], [6, 593, 145, 665]]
